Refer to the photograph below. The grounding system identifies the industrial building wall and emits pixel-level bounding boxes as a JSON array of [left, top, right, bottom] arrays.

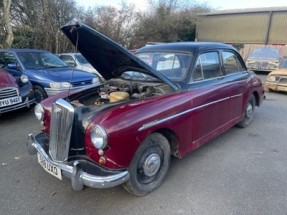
[[269, 11, 287, 44], [196, 8, 287, 45]]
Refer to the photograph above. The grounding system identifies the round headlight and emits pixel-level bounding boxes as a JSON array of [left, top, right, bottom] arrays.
[[267, 76, 276, 82], [20, 75, 29, 83], [34, 103, 44, 121], [90, 125, 107, 149]]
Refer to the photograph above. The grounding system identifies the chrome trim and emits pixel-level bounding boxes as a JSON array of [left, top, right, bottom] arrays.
[[139, 94, 242, 131], [27, 134, 130, 190], [189, 75, 246, 85], [49, 99, 74, 162], [0, 87, 18, 98], [230, 94, 242, 99]]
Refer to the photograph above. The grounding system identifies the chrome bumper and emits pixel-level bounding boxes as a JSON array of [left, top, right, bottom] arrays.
[[27, 133, 129, 191]]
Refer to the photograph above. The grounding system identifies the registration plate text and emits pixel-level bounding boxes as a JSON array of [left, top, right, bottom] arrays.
[[37, 153, 62, 180], [0, 96, 22, 107]]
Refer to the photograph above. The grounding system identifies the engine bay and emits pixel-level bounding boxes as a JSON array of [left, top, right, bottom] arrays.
[[71, 78, 174, 107]]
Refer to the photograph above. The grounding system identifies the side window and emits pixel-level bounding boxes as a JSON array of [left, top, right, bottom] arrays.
[[156, 54, 180, 71], [59, 55, 74, 64], [222, 51, 243, 74], [192, 57, 204, 81], [192, 52, 221, 81], [0, 52, 17, 68]]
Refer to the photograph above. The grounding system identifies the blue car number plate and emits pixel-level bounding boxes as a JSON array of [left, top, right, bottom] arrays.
[[0, 96, 22, 107]]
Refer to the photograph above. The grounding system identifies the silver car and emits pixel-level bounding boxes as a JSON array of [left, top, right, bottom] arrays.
[[58, 53, 103, 78], [245, 47, 281, 72]]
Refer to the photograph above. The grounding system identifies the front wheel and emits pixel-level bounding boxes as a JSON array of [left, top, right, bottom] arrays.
[[123, 133, 171, 196], [33, 85, 47, 103], [237, 94, 255, 128]]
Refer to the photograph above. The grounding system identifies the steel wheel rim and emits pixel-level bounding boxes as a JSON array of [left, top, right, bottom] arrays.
[[137, 148, 163, 184], [246, 103, 253, 118], [142, 153, 161, 177]]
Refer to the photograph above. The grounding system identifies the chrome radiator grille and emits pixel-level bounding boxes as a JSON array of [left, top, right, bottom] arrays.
[[49, 99, 74, 162], [0, 87, 18, 99]]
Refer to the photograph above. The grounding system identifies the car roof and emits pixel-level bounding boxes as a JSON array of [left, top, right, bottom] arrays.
[[137, 42, 236, 54], [58, 53, 81, 55], [0, 48, 50, 53]]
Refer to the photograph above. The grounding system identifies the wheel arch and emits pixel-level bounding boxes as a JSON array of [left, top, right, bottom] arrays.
[[152, 128, 179, 158], [252, 90, 260, 107]]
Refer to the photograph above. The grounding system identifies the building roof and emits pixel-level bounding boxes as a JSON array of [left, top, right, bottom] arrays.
[[201, 6, 287, 16]]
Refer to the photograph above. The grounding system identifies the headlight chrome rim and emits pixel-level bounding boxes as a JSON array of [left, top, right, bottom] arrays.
[[267, 75, 276, 82], [20, 75, 29, 83], [90, 125, 108, 149], [34, 103, 44, 121]]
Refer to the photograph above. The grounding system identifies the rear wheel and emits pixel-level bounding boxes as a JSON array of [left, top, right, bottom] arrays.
[[123, 133, 171, 196], [237, 94, 255, 128], [33, 86, 47, 103]]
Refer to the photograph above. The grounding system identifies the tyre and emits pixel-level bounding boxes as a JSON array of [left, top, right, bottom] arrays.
[[237, 94, 255, 128], [33, 86, 47, 103], [123, 133, 171, 196]]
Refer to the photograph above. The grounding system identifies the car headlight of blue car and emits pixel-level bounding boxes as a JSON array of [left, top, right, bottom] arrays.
[[49, 82, 72, 89]]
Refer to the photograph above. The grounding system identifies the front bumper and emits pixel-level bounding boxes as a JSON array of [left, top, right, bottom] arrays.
[[27, 133, 129, 191]]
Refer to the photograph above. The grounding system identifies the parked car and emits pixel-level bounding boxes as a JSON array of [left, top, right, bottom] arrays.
[[57, 53, 103, 78], [27, 20, 264, 196], [0, 49, 100, 102], [0, 69, 35, 114], [245, 47, 281, 72], [265, 56, 287, 92]]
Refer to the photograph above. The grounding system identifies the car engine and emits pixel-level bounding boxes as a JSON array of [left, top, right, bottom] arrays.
[[71, 78, 174, 106]]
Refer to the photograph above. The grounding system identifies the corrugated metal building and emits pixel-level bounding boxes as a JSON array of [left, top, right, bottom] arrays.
[[196, 7, 287, 45]]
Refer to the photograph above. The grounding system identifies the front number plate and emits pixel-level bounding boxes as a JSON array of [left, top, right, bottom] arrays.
[[37, 153, 62, 180], [0, 96, 22, 107]]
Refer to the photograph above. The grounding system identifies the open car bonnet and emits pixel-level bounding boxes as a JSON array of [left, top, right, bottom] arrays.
[[61, 19, 178, 91]]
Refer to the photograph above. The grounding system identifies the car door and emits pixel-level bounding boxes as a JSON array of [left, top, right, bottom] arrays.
[[221, 50, 249, 121], [188, 51, 230, 145]]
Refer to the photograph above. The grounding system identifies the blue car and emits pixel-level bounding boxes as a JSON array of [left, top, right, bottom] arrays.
[[0, 49, 100, 102]]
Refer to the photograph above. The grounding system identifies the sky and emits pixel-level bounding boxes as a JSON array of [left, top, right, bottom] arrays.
[[76, 0, 287, 11]]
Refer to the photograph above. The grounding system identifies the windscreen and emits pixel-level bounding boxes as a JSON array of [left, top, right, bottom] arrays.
[[136, 52, 192, 81], [17, 52, 68, 69], [249, 47, 280, 59]]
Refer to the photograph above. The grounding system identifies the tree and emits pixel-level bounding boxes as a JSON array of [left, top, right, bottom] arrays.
[[0, 0, 213, 51], [1, 0, 14, 48], [83, 2, 138, 49], [134, 1, 211, 47], [10, 0, 80, 52]]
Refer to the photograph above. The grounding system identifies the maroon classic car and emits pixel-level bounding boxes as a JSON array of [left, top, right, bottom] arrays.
[[27, 20, 264, 196], [0, 69, 35, 114]]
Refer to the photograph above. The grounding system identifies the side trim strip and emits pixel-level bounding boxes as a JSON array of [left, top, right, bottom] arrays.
[[138, 94, 242, 131]]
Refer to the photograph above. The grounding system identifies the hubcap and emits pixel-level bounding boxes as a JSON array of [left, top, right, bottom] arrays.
[[142, 153, 161, 177], [246, 103, 253, 118]]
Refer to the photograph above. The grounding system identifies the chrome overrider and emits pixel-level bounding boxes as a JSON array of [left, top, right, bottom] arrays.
[[27, 134, 130, 191]]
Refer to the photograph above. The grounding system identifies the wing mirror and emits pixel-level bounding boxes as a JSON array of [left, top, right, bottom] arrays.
[[7, 63, 18, 69]]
